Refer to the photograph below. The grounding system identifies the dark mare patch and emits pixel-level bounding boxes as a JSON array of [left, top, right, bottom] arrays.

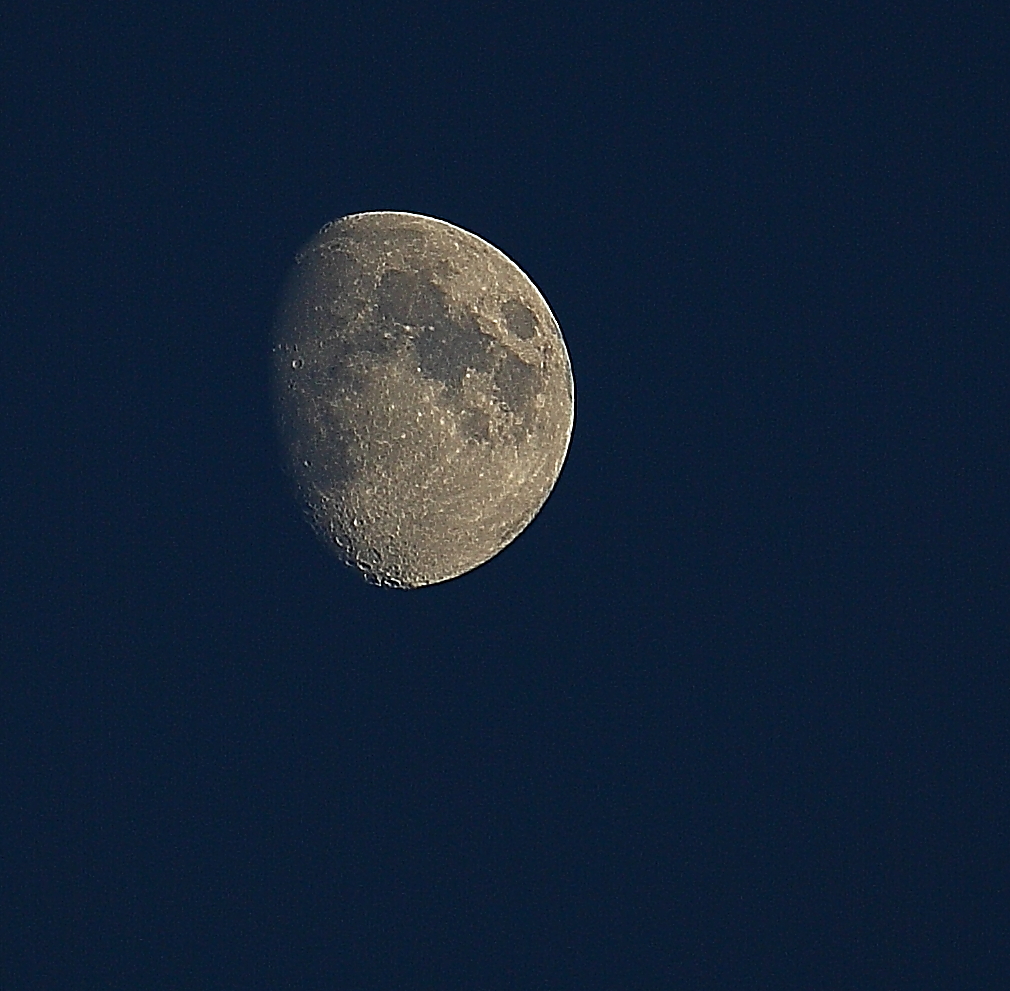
[[375, 269, 448, 328], [415, 310, 495, 389], [501, 299, 538, 339], [495, 351, 539, 413], [462, 407, 492, 443]]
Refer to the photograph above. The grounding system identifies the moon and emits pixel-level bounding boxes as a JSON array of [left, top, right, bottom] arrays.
[[273, 211, 575, 588]]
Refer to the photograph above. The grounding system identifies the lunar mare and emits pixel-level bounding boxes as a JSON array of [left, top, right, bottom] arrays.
[[273, 211, 575, 588]]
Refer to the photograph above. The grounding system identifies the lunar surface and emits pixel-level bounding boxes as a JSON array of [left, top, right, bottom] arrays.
[[273, 211, 575, 588]]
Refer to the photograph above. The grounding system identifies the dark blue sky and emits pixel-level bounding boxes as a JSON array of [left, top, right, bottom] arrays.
[[3, 3, 1006, 988]]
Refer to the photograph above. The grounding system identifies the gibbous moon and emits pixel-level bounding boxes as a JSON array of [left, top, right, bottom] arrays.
[[273, 211, 575, 588]]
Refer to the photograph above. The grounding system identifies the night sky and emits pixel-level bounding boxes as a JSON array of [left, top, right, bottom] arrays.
[[3, 3, 1007, 988]]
